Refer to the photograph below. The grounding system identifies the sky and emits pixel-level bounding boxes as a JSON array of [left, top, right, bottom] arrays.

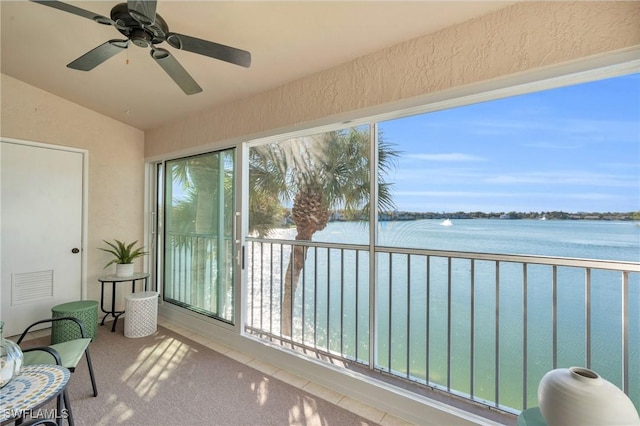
[[379, 72, 640, 214]]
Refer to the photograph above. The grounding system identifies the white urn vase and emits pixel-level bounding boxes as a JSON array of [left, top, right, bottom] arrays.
[[115, 263, 134, 277], [538, 367, 640, 426]]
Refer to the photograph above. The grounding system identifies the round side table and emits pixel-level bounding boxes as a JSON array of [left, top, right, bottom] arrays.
[[51, 300, 99, 343], [124, 291, 159, 338], [0, 364, 72, 426], [517, 408, 547, 426]]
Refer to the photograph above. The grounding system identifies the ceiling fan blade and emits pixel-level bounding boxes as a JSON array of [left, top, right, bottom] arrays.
[[151, 48, 202, 95], [128, 0, 157, 25], [30, 0, 114, 25], [67, 40, 129, 71], [166, 33, 251, 68]]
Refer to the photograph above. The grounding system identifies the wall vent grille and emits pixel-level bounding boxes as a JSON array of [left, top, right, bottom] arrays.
[[12, 270, 54, 305]]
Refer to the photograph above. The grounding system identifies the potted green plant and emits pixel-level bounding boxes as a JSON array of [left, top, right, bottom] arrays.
[[98, 239, 148, 277]]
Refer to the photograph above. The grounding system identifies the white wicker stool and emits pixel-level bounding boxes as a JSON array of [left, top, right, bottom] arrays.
[[124, 291, 158, 338]]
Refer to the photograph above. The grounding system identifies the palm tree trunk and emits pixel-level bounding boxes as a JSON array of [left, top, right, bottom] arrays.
[[281, 189, 330, 336], [281, 240, 308, 336]]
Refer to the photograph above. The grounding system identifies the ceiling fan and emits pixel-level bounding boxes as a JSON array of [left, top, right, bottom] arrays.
[[30, 0, 252, 95]]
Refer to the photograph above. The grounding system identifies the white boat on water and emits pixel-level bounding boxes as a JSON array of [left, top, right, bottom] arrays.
[[440, 218, 453, 226]]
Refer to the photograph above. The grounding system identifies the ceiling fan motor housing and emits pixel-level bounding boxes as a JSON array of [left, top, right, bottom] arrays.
[[111, 2, 168, 46]]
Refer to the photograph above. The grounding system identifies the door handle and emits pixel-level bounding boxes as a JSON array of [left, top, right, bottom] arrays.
[[71, 248, 80, 254]]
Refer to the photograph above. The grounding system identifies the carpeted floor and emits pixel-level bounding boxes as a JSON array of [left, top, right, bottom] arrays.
[[20, 322, 380, 426]]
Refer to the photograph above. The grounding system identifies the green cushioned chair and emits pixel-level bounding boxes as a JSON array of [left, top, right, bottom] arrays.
[[17, 317, 98, 397]]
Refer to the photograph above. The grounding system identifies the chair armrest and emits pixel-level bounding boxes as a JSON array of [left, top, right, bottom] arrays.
[[22, 346, 62, 365], [22, 420, 59, 426], [17, 317, 87, 344]]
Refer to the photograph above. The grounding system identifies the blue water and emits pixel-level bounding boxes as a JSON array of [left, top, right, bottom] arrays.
[[316, 218, 640, 261], [268, 219, 639, 411]]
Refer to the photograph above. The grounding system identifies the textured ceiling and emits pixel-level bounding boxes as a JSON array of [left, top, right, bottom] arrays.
[[1, 1, 515, 130]]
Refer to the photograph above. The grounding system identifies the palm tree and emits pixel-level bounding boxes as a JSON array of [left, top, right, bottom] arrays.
[[167, 152, 235, 317], [165, 129, 398, 332], [249, 127, 398, 335]]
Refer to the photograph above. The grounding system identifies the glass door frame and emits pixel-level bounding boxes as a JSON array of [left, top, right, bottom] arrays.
[[148, 141, 245, 333]]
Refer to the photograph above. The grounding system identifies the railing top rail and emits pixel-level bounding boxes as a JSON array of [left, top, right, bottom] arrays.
[[377, 246, 640, 271], [247, 236, 370, 252], [246, 236, 640, 272]]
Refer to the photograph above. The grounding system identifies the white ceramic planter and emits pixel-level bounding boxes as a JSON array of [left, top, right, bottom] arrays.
[[115, 263, 134, 277], [538, 367, 640, 426]]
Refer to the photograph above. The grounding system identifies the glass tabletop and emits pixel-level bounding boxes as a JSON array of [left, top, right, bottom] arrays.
[[98, 272, 150, 282]]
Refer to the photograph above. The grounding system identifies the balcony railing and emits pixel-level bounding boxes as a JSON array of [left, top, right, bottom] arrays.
[[245, 237, 640, 414], [164, 232, 234, 321]]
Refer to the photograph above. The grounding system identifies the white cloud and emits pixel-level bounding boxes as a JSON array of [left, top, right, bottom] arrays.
[[396, 190, 622, 201], [393, 190, 628, 213], [406, 153, 485, 162], [396, 190, 516, 198], [484, 171, 637, 187]]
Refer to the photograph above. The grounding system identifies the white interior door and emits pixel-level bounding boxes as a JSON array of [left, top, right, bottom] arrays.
[[1, 140, 85, 337]]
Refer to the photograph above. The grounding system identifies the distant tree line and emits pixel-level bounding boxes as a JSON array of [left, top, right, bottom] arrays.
[[366, 210, 640, 221]]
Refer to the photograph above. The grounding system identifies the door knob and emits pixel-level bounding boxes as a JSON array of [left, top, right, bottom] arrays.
[[71, 248, 80, 254]]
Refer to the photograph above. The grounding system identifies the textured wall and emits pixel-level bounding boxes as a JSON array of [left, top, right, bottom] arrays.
[[145, 1, 640, 158], [1, 74, 145, 306]]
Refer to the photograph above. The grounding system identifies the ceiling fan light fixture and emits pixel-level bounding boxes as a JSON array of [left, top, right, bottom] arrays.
[[130, 28, 152, 48]]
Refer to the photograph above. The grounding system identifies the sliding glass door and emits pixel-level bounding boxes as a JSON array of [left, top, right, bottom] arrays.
[[163, 149, 236, 323]]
